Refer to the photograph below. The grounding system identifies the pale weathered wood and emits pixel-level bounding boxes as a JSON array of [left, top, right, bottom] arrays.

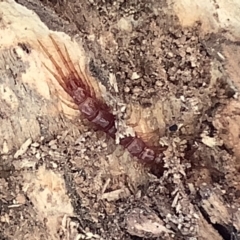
[[0, 0, 102, 154], [171, 0, 240, 40]]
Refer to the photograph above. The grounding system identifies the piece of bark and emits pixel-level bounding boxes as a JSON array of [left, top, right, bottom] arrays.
[[199, 185, 240, 237], [125, 206, 173, 238]]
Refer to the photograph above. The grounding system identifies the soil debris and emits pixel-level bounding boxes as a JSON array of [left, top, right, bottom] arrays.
[[1, 0, 240, 240]]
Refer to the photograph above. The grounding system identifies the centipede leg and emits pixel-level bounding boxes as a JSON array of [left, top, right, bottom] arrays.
[[49, 35, 78, 79], [58, 95, 78, 110], [49, 35, 92, 95], [38, 39, 69, 91], [76, 63, 96, 99], [61, 40, 92, 94], [56, 35, 95, 98]]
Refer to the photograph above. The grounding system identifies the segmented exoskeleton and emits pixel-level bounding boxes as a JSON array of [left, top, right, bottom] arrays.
[[38, 35, 164, 165]]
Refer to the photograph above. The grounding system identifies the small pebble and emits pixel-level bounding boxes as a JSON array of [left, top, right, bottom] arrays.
[[124, 86, 130, 93], [131, 72, 140, 80]]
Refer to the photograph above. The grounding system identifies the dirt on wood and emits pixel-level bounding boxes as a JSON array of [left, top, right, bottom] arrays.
[[1, 0, 240, 240]]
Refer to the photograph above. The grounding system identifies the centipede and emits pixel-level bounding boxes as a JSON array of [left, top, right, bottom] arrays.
[[38, 34, 165, 169]]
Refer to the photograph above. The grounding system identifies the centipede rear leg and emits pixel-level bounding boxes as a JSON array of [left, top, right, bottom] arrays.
[[48, 35, 95, 98], [38, 40, 67, 92]]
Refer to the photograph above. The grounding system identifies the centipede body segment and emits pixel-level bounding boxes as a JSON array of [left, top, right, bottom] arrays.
[[38, 34, 165, 166]]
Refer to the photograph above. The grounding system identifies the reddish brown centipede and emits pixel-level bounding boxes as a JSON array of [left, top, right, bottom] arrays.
[[38, 35, 165, 167]]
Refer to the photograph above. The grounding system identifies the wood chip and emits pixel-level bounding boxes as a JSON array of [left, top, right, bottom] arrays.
[[14, 138, 32, 158]]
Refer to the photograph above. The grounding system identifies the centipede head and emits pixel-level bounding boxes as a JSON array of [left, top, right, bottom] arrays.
[[66, 79, 88, 105], [38, 34, 109, 111]]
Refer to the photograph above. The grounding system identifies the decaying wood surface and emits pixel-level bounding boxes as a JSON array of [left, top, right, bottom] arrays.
[[0, 1, 81, 153], [1, 0, 240, 239]]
